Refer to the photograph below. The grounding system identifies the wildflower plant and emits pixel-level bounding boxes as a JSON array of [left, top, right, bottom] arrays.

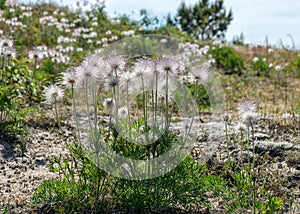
[[251, 56, 271, 77], [71, 35, 226, 180], [237, 98, 259, 214], [42, 83, 64, 120]]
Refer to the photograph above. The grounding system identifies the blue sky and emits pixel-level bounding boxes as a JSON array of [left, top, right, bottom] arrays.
[[62, 0, 300, 48]]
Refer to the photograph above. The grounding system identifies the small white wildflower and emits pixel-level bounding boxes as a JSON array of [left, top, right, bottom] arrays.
[[268, 48, 274, 54], [3, 47, 16, 59], [275, 65, 281, 71], [252, 57, 258, 63], [28, 49, 44, 60], [0, 37, 14, 48]]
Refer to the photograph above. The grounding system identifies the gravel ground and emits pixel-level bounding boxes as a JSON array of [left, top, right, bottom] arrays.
[[0, 113, 299, 213]]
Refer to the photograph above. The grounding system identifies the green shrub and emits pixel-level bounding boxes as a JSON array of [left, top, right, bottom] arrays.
[[293, 56, 300, 78], [210, 45, 244, 75], [0, 58, 33, 133], [251, 57, 271, 77]]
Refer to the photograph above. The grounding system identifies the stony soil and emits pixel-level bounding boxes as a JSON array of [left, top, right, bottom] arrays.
[[0, 112, 299, 213]]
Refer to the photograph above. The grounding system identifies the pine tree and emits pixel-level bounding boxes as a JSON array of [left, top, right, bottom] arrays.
[[167, 0, 233, 40]]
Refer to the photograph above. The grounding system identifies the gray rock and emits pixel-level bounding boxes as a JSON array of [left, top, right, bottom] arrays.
[[255, 141, 300, 157]]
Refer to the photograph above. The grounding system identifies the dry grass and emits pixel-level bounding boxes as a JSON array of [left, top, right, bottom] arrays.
[[222, 45, 300, 117]]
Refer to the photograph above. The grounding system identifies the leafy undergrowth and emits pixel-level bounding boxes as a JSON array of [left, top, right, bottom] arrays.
[[30, 141, 289, 213]]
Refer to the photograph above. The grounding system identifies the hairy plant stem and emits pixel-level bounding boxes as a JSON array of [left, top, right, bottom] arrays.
[[0, 54, 8, 121], [85, 81, 94, 142], [1, 56, 5, 86], [155, 70, 158, 124], [273, 75, 277, 115], [165, 70, 169, 134], [92, 87, 98, 132], [72, 84, 82, 144], [250, 120, 256, 214], [247, 125, 250, 165], [126, 82, 130, 124], [54, 97, 59, 121], [28, 58, 37, 103], [284, 68, 288, 108], [225, 121, 230, 160], [141, 76, 147, 128]]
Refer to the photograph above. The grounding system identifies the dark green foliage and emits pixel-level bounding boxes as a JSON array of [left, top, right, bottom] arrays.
[[0, 58, 33, 134], [168, 0, 233, 40], [210, 45, 244, 75], [33, 142, 209, 213], [0, 0, 5, 10], [139, 9, 159, 30], [91, 4, 108, 28], [111, 157, 208, 213], [187, 83, 210, 110]]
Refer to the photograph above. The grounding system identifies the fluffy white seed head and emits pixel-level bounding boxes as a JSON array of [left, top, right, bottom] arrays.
[[237, 99, 257, 117], [61, 68, 77, 89], [241, 111, 258, 126], [118, 106, 129, 120], [43, 84, 64, 104]]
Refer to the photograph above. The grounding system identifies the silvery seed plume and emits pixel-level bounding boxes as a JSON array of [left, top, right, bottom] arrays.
[[133, 57, 155, 78], [105, 76, 120, 90], [190, 62, 211, 84], [237, 99, 257, 117], [43, 84, 64, 104], [118, 106, 129, 120], [156, 56, 179, 75], [241, 111, 258, 126], [119, 71, 133, 90], [61, 67, 77, 89], [75, 58, 98, 87], [105, 55, 126, 75]]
